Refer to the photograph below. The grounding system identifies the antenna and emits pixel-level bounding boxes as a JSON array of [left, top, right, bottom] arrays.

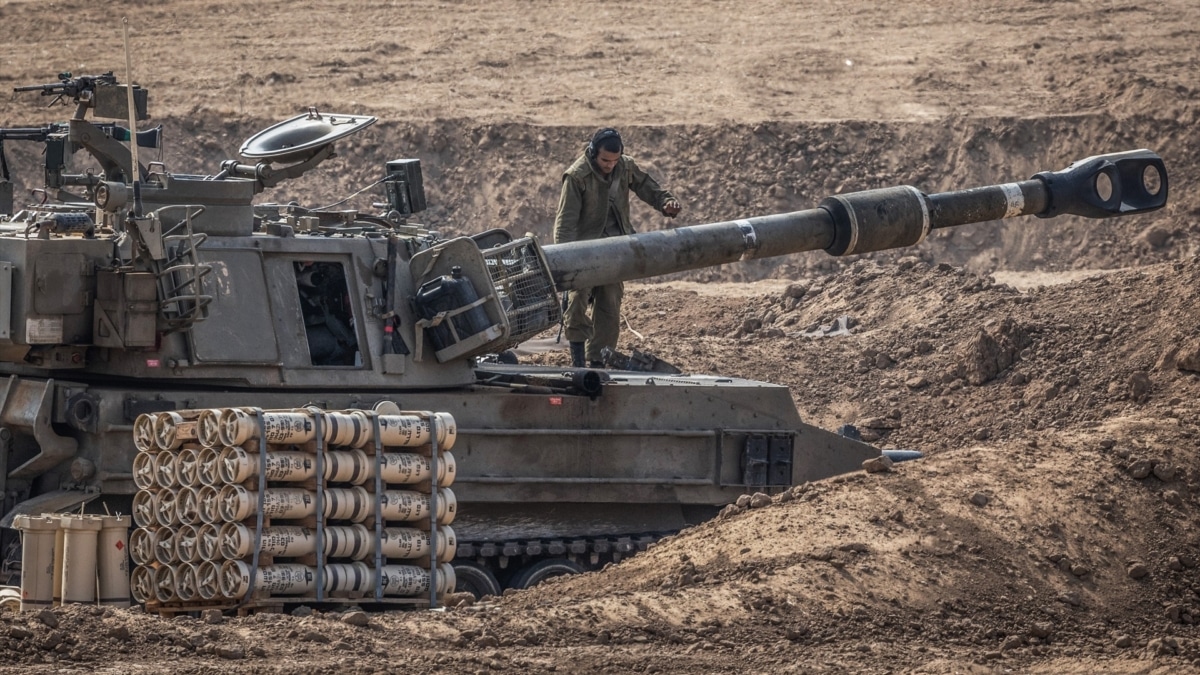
[[122, 17, 142, 217]]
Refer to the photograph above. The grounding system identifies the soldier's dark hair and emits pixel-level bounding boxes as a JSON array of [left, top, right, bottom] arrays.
[[586, 128, 623, 158]]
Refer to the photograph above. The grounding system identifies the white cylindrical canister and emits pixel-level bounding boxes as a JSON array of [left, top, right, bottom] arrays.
[[219, 523, 314, 560], [133, 413, 158, 453], [12, 515, 57, 611], [375, 488, 457, 525], [217, 447, 372, 485], [325, 524, 372, 559], [196, 522, 221, 561], [370, 526, 457, 563], [130, 565, 154, 604], [324, 562, 372, 593], [152, 488, 181, 528], [175, 562, 200, 602], [60, 514, 103, 604], [434, 412, 457, 450], [323, 449, 371, 484], [218, 446, 314, 484], [219, 409, 317, 447], [376, 451, 456, 487], [153, 526, 178, 566], [173, 524, 201, 564], [196, 408, 225, 448], [378, 562, 456, 597], [196, 446, 221, 487], [218, 523, 372, 560], [153, 411, 200, 452], [52, 517, 64, 605], [174, 447, 201, 488], [132, 452, 157, 490], [195, 560, 221, 600], [97, 514, 132, 607], [152, 451, 178, 490], [377, 412, 456, 450], [197, 485, 221, 524], [218, 486, 318, 522], [175, 486, 202, 526], [219, 561, 316, 598], [0, 588, 17, 612], [216, 408, 462, 450], [325, 486, 372, 521], [323, 411, 372, 448], [128, 527, 157, 567], [132, 490, 156, 528], [256, 408, 321, 446], [153, 565, 178, 603]]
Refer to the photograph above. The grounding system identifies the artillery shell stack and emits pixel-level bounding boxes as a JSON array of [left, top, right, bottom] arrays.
[[130, 406, 457, 614]]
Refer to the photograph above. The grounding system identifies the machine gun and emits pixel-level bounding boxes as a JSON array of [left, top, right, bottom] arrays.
[[14, 72, 123, 108], [0, 124, 68, 213], [0, 124, 67, 158], [13, 71, 116, 96], [0, 122, 160, 215], [2, 73, 156, 214]]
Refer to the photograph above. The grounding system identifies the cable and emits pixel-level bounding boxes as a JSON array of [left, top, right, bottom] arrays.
[[311, 176, 389, 212], [621, 312, 644, 340]]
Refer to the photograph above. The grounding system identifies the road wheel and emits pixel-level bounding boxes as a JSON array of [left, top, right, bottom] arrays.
[[510, 558, 584, 590], [452, 561, 502, 599]]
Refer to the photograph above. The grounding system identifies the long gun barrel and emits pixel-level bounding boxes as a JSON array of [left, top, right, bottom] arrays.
[[13, 72, 117, 97], [541, 149, 1167, 291], [0, 125, 66, 141], [12, 83, 65, 93]]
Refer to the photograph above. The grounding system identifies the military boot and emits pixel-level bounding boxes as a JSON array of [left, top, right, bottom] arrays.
[[569, 342, 586, 368]]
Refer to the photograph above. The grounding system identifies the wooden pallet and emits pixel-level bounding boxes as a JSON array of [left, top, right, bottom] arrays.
[[145, 594, 432, 618]]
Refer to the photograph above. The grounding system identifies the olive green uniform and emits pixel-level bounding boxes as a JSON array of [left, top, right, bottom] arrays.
[[553, 149, 676, 363]]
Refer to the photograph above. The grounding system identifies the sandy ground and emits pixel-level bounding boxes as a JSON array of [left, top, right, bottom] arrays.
[[0, 0, 1199, 672]]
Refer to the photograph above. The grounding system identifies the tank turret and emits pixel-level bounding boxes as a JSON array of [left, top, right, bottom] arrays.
[[0, 73, 1169, 597]]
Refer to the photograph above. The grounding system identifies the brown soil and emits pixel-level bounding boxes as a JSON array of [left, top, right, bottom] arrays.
[[1, 0, 1199, 672]]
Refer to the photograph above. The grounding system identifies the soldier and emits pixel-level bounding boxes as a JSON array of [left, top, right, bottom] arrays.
[[553, 128, 682, 368]]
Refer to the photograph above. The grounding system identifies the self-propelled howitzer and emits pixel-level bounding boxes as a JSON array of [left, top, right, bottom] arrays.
[[0, 74, 1168, 596]]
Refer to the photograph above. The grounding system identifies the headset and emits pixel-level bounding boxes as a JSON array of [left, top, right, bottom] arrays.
[[586, 127, 623, 159]]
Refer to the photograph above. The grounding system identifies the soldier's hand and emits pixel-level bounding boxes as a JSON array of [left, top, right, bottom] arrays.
[[662, 199, 682, 218]]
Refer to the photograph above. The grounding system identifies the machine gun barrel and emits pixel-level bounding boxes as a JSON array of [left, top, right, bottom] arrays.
[[542, 149, 1167, 292], [13, 82, 79, 96], [12, 84, 57, 93], [0, 124, 66, 141]]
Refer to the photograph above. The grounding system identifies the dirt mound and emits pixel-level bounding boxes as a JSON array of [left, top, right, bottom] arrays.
[[511, 257, 1200, 673]]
